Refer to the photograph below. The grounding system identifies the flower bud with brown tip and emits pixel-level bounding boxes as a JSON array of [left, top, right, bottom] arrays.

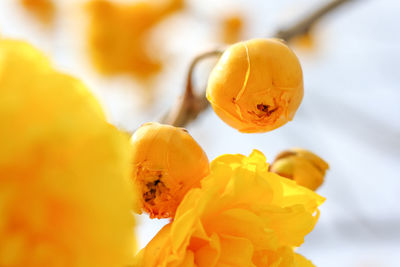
[[131, 122, 209, 219], [270, 148, 329, 190], [206, 38, 303, 133]]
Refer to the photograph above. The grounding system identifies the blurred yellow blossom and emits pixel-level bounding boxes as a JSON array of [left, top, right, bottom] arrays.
[[270, 148, 329, 191], [87, 0, 184, 79], [220, 14, 244, 44], [288, 26, 322, 52], [20, 0, 55, 25], [0, 39, 137, 266], [137, 150, 324, 266], [290, 31, 315, 50]]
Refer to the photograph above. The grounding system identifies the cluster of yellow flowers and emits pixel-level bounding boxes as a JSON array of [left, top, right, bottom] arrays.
[[0, 35, 328, 266], [131, 38, 329, 266]]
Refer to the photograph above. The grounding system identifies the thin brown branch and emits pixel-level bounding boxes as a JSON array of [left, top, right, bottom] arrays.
[[162, 0, 354, 128], [275, 0, 354, 41]]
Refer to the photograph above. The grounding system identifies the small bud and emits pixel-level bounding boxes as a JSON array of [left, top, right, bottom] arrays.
[[270, 148, 329, 190], [206, 38, 303, 133], [131, 122, 209, 218], [221, 14, 244, 44]]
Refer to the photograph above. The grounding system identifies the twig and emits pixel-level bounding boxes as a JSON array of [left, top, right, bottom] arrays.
[[161, 0, 354, 128], [275, 0, 354, 41]]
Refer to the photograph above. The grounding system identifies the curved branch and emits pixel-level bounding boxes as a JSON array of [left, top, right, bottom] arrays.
[[275, 0, 354, 41], [161, 49, 223, 127], [184, 50, 224, 98]]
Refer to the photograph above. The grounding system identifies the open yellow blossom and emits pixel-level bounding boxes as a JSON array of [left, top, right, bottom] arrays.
[[0, 39, 137, 266], [207, 38, 303, 133], [87, 0, 183, 78], [138, 150, 324, 266], [20, 0, 55, 25], [131, 122, 209, 219], [270, 148, 329, 191]]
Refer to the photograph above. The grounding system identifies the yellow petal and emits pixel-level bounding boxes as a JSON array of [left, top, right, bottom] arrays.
[[294, 253, 316, 267], [194, 233, 220, 267], [218, 234, 255, 267]]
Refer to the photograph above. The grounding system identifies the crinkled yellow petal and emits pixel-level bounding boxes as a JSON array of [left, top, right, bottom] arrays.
[[218, 234, 254, 267], [252, 246, 296, 267], [139, 223, 172, 267], [206, 208, 277, 250], [293, 253, 316, 267], [194, 233, 220, 267], [261, 205, 317, 247]]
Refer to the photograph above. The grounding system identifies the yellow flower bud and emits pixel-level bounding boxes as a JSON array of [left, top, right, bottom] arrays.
[[220, 14, 244, 44], [131, 122, 209, 219], [270, 148, 329, 190], [206, 38, 303, 133]]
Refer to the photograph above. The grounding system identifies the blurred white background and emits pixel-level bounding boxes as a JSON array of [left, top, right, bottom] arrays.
[[1, 0, 399, 266]]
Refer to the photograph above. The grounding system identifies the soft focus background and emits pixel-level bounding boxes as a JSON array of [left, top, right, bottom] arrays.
[[1, 0, 399, 266]]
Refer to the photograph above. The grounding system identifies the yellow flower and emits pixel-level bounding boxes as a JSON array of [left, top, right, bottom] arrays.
[[290, 31, 316, 51], [138, 150, 324, 266], [206, 38, 303, 133], [20, 0, 55, 25], [220, 14, 244, 44], [131, 122, 209, 219], [0, 39, 137, 266], [87, 0, 183, 79], [270, 148, 329, 191]]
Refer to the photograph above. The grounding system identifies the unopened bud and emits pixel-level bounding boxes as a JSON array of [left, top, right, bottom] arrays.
[[270, 148, 329, 190], [131, 122, 209, 218], [206, 38, 303, 133]]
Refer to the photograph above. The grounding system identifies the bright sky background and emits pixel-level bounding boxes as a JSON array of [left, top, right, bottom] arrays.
[[1, 0, 399, 266]]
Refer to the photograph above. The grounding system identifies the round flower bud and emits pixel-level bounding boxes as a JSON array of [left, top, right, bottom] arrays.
[[131, 122, 209, 219], [270, 148, 329, 190], [206, 38, 303, 133]]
